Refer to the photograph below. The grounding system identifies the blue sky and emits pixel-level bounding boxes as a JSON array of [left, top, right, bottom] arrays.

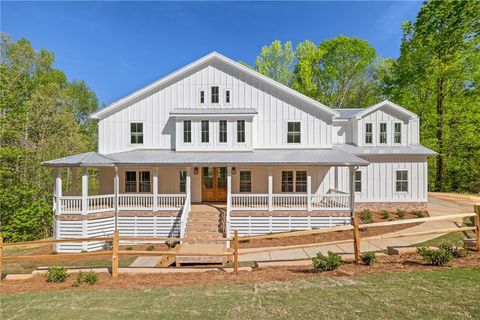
[[1, 1, 423, 106]]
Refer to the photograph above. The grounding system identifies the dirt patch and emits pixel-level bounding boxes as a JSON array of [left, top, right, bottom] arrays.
[[2, 251, 479, 295], [239, 222, 422, 248]]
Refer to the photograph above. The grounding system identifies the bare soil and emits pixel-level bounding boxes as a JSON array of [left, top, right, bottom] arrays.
[[2, 251, 479, 295]]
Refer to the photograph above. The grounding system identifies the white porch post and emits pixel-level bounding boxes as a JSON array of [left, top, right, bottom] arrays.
[[226, 167, 232, 238], [71, 167, 77, 196], [114, 166, 119, 230], [307, 169, 312, 212], [153, 167, 158, 211], [81, 167, 89, 251], [186, 167, 191, 201], [268, 167, 273, 212], [348, 166, 356, 218], [54, 168, 62, 251]]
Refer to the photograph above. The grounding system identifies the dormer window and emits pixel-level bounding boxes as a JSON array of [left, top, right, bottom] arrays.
[[219, 120, 227, 143], [365, 123, 373, 144], [201, 120, 209, 143], [130, 123, 143, 144], [225, 90, 231, 103], [237, 120, 245, 143], [211, 86, 219, 103], [200, 90, 205, 104], [394, 123, 402, 144], [287, 122, 301, 143], [379, 123, 387, 144]]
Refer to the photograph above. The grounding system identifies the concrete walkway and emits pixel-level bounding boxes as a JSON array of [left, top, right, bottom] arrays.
[[239, 193, 479, 262]]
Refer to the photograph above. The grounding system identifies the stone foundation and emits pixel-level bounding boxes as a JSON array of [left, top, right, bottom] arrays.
[[355, 202, 428, 212]]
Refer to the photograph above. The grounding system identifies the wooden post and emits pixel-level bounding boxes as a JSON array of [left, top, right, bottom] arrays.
[[112, 229, 119, 279], [474, 204, 480, 252], [353, 216, 361, 263], [0, 236, 3, 283], [233, 229, 239, 274]]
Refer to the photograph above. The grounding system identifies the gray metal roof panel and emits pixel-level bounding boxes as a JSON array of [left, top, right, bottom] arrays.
[[335, 144, 437, 156], [335, 109, 364, 119], [43, 152, 115, 167]]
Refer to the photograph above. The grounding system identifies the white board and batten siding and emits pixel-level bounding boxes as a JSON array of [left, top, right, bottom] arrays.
[[98, 60, 333, 154]]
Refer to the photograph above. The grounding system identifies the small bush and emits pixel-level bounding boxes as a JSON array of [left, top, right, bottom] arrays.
[[72, 272, 84, 287], [412, 211, 425, 218], [396, 209, 406, 219], [417, 247, 452, 266], [84, 270, 99, 285], [439, 241, 470, 258], [312, 251, 342, 272], [381, 210, 390, 220], [360, 252, 377, 266], [125, 246, 133, 251], [46, 266, 68, 283], [359, 210, 373, 224], [146, 244, 155, 251]]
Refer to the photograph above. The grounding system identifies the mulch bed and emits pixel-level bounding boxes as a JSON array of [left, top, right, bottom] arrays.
[[2, 251, 479, 295]]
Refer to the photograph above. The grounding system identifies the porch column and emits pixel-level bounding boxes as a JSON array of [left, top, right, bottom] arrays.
[[54, 168, 62, 251], [267, 167, 273, 212], [226, 167, 232, 238], [307, 170, 312, 212], [114, 166, 119, 230], [153, 167, 158, 211], [81, 168, 89, 215], [186, 168, 191, 200], [71, 167, 77, 196], [348, 166, 356, 217]]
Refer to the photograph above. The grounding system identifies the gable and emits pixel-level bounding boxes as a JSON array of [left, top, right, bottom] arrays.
[[354, 100, 417, 121], [91, 52, 338, 120]]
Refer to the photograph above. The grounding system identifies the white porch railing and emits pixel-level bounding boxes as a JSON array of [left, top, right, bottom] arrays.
[[230, 193, 350, 211], [155, 194, 186, 210], [180, 193, 191, 239], [88, 194, 114, 213], [59, 196, 82, 214], [118, 194, 154, 210]]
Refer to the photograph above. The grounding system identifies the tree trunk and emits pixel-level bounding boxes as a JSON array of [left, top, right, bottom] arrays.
[[435, 77, 445, 191]]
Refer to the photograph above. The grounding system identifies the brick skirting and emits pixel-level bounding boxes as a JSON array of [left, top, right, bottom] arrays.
[[355, 202, 428, 212]]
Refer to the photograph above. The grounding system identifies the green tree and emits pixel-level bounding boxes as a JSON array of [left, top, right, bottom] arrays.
[[255, 40, 295, 85], [386, 0, 480, 192], [0, 34, 98, 241]]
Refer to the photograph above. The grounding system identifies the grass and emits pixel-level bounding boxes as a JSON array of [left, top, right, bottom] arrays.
[[2, 268, 479, 319]]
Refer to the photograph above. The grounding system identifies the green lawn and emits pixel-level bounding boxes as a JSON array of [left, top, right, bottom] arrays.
[[2, 268, 479, 319]]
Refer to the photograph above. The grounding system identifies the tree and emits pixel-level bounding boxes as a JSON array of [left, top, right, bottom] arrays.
[[386, 0, 480, 192], [0, 34, 98, 241], [255, 40, 295, 86]]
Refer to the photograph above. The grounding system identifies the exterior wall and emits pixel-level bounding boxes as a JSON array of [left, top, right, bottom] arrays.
[[98, 60, 333, 154]]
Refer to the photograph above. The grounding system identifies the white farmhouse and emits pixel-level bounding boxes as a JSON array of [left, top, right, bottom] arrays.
[[45, 52, 435, 252]]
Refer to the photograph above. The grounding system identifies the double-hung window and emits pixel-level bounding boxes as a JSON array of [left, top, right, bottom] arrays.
[[183, 120, 191, 143], [395, 170, 408, 192], [287, 122, 301, 143], [139, 171, 151, 193], [130, 123, 143, 144], [201, 120, 209, 143], [354, 171, 362, 192], [394, 123, 402, 144], [125, 171, 150, 193], [125, 171, 137, 193], [211, 86, 219, 103], [281, 171, 294, 192], [379, 123, 387, 144], [365, 123, 373, 144], [179, 171, 187, 193], [239, 171, 251, 192], [295, 171, 307, 192], [237, 120, 245, 143], [219, 120, 227, 143]]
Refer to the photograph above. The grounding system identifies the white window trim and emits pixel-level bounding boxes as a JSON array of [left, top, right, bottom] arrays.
[[364, 122, 373, 145], [285, 120, 301, 144], [354, 169, 363, 194], [218, 120, 228, 144], [128, 121, 145, 146], [183, 120, 192, 144], [393, 122, 402, 145], [239, 170, 252, 193], [123, 169, 152, 194], [210, 86, 220, 104], [379, 122, 388, 144], [201, 120, 210, 144], [280, 169, 307, 193], [394, 169, 409, 194]]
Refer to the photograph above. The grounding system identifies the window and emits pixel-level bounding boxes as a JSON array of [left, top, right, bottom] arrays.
[[354, 171, 362, 192], [379, 123, 387, 144], [295, 171, 307, 192], [237, 120, 245, 143], [225, 90, 231, 103], [183, 120, 191, 143], [139, 171, 151, 193], [201, 120, 209, 143], [200, 90, 205, 104], [396, 170, 408, 192], [239, 171, 251, 192], [365, 123, 373, 144], [219, 120, 227, 143], [211, 86, 219, 103], [281, 171, 294, 192], [394, 123, 402, 144], [125, 171, 137, 193], [130, 123, 143, 144], [179, 171, 187, 193], [287, 122, 301, 143]]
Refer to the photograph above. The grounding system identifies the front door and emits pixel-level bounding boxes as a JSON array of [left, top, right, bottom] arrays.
[[202, 167, 227, 202]]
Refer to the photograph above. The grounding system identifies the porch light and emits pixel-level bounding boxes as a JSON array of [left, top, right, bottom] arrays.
[[194, 167, 198, 175], [232, 167, 236, 175]]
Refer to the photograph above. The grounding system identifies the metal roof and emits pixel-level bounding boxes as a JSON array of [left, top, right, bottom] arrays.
[[43, 149, 369, 167], [170, 108, 257, 115], [335, 109, 364, 119], [43, 152, 115, 167], [335, 144, 437, 156]]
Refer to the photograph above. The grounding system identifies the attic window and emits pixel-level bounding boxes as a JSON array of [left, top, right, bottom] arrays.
[[200, 90, 205, 104], [225, 90, 231, 103], [130, 123, 143, 144], [211, 86, 219, 103]]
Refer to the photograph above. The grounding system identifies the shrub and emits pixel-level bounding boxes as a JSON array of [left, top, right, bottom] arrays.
[[412, 211, 425, 218], [417, 247, 452, 266], [381, 210, 390, 220], [84, 270, 99, 285], [439, 241, 470, 258], [360, 252, 377, 266], [312, 251, 342, 272], [359, 210, 373, 224], [146, 244, 155, 251], [46, 266, 68, 283], [396, 209, 406, 219], [72, 272, 84, 287]]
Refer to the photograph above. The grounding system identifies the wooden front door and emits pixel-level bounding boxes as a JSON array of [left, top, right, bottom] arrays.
[[202, 167, 227, 202]]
